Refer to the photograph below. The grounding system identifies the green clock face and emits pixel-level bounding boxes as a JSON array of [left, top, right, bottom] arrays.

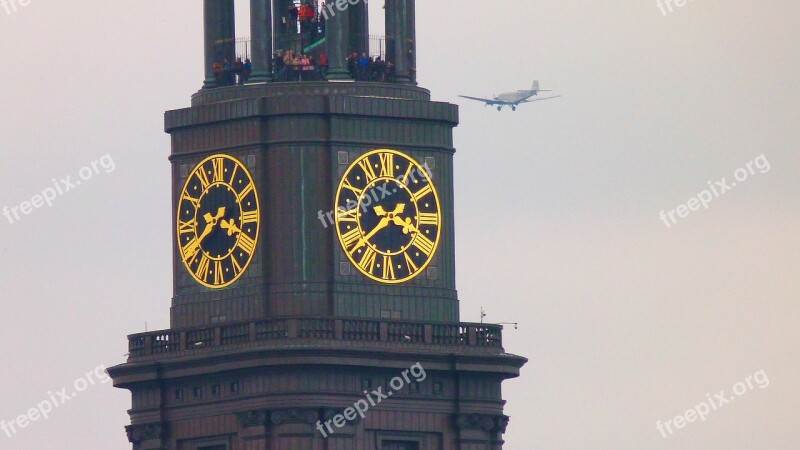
[[177, 154, 260, 288], [334, 149, 441, 284]]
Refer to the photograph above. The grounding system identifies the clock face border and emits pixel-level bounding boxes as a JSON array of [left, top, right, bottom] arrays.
[[176, 154, 260, 289], [334, 149, 442, 284]]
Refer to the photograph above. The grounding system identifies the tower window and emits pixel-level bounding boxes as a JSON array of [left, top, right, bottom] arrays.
[[361, 378, 372, 391]]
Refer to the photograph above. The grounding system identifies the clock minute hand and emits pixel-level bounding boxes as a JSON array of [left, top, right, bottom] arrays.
[[350, 216, 391, 254]]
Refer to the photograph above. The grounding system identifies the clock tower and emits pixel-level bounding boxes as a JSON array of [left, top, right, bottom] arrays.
[[110, 1, 526, 449]]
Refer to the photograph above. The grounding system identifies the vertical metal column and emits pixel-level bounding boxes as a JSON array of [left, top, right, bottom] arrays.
[[385, 0, 415, 84], [203, 0, 237, 88], [250, 0, 274, 82], [325, 1, 352, 80], [349, 0, 369, 58]]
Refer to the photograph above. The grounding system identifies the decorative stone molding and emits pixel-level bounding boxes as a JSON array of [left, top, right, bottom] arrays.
[[125, 422, 166, 444], [454, 414, 509, 433], [237, 410, 268, 428], [322, 407, 363, 425], [270, 408, 320, 425]]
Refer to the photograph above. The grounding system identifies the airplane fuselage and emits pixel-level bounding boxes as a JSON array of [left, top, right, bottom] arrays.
[[495, 90, 536, 103]]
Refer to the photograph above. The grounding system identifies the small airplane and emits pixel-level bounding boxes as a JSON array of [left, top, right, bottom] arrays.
[[459, 81, 561, 111]]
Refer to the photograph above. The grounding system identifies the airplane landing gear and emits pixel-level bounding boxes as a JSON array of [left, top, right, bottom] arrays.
[[512, 106, 517, 111], [497, 106, 502, 111]]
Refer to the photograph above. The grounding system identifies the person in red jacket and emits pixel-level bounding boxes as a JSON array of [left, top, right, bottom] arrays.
[[318, 52, 329, 78], [299, 3, 313, 33]]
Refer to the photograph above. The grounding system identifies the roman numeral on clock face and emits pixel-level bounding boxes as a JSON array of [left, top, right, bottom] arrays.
[[400, 163, 415, 186], [231, 256, 243, 276], [358, 247, 377, 273], [413, 232, 436, 256], [182, 193, 200, 209], [358, 158, 377, 182], [237, 233, 256, 255], [412, 184, 433, 202], [182, 237, 200, 261], [404, 252, 419, 273], [196, 167, 211, 189], [237, 183, 254, 202], [195, 254, 211, 279], [379, 153, 394, 177], [213, 157, 225, 182], [178, 218, 198, 235], [341, 227, 362, 251], [337, 207, 358, 223], [382, 255, 396, 280], [229, 163, 239, 185], [213, 260, 225, 285], [241, 210, 258, 225], [342, 178, 361, 195], [418, 212, 439, 227]]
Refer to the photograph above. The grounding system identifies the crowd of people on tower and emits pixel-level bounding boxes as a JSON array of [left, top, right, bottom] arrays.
[[212, 57, 253, 86], [211, 51, 407, 85], [208, 1, 416, 86], [283, 1, 326, 39], [273, 50, 327, 81], [348, 53, 395, 82]]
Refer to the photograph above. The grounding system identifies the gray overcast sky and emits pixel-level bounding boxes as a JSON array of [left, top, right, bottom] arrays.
[[1, 1, 799, 448]]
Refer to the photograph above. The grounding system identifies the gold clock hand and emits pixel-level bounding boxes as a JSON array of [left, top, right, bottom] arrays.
[[221, 219, 243, 236], [392, 216, 420, 234], [349, 203, 409, 253], [374, 203, 405, 217], [350, 216, 391, 253], [195, 207, 228, 248]]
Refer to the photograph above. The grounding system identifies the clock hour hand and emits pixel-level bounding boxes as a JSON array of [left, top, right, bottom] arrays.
[[221, 219, 243, 236], [194, 207, 227, 249], [392, 216, 420, 234], [374, 203, 406, 218], [349, 204, 408, 253]]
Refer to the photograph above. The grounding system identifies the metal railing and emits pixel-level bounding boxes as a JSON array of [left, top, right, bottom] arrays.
[[127, 318, 504, 360]]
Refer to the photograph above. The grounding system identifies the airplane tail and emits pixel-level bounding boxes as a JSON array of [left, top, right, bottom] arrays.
[[532, 80, 552, 92]]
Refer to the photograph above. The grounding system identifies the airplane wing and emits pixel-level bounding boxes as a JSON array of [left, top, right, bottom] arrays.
[[521, 95, 562, 103], [459, 95, 498, 104]]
